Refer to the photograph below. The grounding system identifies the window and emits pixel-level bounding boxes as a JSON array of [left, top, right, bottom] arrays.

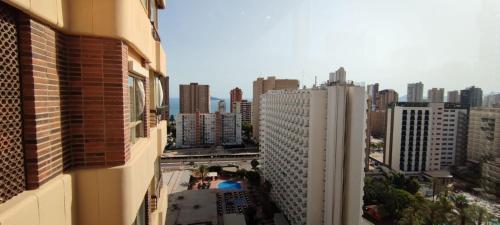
[[154, 157, 161, 185], [129, 75, 145, 144], [154, 75, 166, 116]]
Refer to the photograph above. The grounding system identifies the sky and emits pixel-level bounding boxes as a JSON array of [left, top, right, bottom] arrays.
[[159, 0, 500, 99]]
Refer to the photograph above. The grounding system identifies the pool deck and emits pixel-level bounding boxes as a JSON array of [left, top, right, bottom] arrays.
[[192, 176, 248, 191]]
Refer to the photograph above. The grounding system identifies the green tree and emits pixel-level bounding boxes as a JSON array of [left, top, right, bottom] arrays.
[[245, 171, 261, 186], [467, 204, 491, 225], [427, 196, 453, 225], [452, 194, 469, 225], [363, 177, 389, 205], [193, 165, 209, 184], [251, 159, 259, 170], [242, 122, 252, 139], [405, 178, 421, 195], [380, 188, 414, 219], [388, 173, 420, 195], [398, 194, 429, 225]]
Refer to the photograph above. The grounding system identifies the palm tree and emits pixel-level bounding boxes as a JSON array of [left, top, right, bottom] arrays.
[[452, 194, 469, 225], [193, 165, 209, 184], [398, 194, 428, 225], [428, 196, 453, 225], [467, 204, 491, 225]]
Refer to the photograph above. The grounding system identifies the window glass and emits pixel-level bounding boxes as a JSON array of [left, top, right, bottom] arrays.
[[129, 75, 145, 144]]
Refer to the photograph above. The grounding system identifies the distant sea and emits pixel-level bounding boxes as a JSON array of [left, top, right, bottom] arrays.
[[169, 98, 230, 116]]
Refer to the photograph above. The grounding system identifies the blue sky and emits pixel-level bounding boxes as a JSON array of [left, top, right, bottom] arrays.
[[159, 0, 499, 99]]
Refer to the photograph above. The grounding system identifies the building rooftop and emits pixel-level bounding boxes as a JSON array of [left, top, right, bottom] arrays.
[[223, 214, 247, 225], [391, 102, 430, 107], [166, 190, 218, 225], [424, 170, 453, 179]]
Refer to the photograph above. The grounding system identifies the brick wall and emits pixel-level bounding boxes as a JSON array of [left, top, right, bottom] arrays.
[[17, 14, 131, 188], [18, 15, 70, 188]]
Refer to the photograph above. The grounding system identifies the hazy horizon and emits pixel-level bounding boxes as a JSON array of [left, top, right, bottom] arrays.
[[159, 0, 500, 99]]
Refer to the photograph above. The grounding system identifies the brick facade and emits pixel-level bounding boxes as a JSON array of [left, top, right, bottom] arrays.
[[17, 13, 132, 188]]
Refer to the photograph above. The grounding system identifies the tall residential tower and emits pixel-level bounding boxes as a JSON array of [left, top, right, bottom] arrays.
[[260, 68, 365, 225], [407, 82, 424, 102], [180, 83, 210, 113], [230, 87, 243, 112], [460, 86, 483, 108], [447, 90, 461, 103], [428, 88, 445, 103]]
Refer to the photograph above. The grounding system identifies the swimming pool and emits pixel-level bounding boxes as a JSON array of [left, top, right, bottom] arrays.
[[217, 181, 242, 190]]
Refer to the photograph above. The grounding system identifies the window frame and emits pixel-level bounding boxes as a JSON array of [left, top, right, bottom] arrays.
[[129, 74, 146, 144]]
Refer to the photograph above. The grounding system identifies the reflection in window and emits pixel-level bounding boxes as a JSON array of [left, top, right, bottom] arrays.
[[129, 75, 145, 144]]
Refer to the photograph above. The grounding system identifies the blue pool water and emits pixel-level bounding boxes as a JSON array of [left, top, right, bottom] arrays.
[[218, 181, 242, 190]]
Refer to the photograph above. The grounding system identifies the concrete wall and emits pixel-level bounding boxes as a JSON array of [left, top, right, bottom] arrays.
[[343, 86, 366, 225], [0, 121, 168, 225], [306, 90, 327, 225], [324, 86, 347, 225]]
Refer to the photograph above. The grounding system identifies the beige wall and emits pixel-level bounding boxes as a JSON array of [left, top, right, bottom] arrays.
[[0, 175, 73, 225], [0, 121, 168, 225], [306, 90, 327, 225], [252, 77, 299, 141], [4, 0, 167, 76]]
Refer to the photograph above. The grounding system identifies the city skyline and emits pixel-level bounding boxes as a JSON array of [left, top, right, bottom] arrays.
[[160, 0, 499, 99]]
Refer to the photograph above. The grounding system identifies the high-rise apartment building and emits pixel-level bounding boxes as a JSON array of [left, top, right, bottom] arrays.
[[232, 100, 252, 124], [467, 108, 500, 163], [407, 82, 424, 102], [0, 1, 169, 225], [447, 90, 461, 103], [180, 83, 210, 113], [252, 76, 299, 142], [376, 89, 399, 110], [441, 104, 469, 167], [260, 69, 366, 225], [428, 88, 445, 103], [467, 108, 500, 196], [385, 103, 432, 173], [230, 87, 243, 112], [385, 102, 469, 173], [367, 83, 379, 111], [484, 93, 500, 107], [220, 113, 242, 145], [176, 112, 242, 147], [460, 86, 483, 108], [370, 111, 387, 138], [218, 100, 226, 112]]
